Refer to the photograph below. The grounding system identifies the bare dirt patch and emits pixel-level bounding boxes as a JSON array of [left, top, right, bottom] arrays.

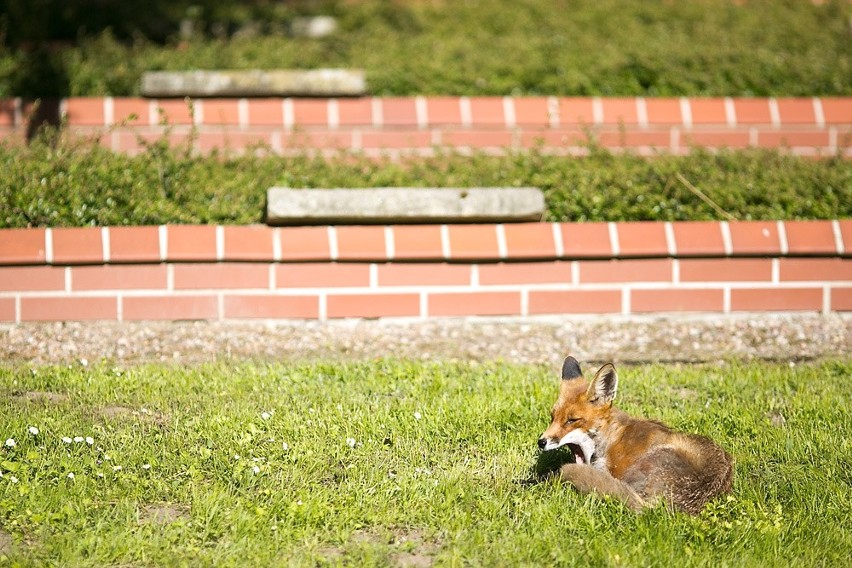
[[0, 529, 13, 555], [371, 528, 441, 566], [767, 412, 787, 428], [349, 529, 387, 545], [99, 406, 169, 427], [675, 387, 698, 400], [391, 528, 441, 567], [11, 391, 70, 405], [316, 545, 344, 562], [317, 528, 386, 558], [317, 528, 441, 566], [392, 552, 435, 568], [138, 504, 190, 526]]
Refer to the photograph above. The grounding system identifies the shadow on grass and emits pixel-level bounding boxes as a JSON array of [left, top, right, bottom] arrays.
[[518, 448, 576, 486]]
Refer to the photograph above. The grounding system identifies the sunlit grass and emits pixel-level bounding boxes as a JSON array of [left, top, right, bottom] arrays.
[[1, 359, 850, 566]]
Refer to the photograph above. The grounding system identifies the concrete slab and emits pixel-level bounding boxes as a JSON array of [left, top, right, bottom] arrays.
[[141, 69, 366, 97], [265, 187, 545, 225], [291, 16, 338, 38]]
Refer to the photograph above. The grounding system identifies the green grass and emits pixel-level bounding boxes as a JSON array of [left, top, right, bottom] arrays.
[[2, 128, 851, 228], [2, 0, 850, 97], [1, 359, 850, 566]]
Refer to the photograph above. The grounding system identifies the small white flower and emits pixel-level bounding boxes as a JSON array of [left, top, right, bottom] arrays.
[[233, 454, 241, 461], [62, 437, 73, 444], [9, 475, 18, 484], [4, 438, 15, 448], [73, 436, 84, 443], [261, 412, 272, 421], [346, 438, 356, 448], [252, 465, 260, 474], [96, 472, 104, 478], [28, 426, 39, 436], [142, 464, 151, 470], [85, 437, 94, 445], [112, 465, 122, 472], [67, 472, 75, 480], [282, 442, 290, 451], [79, 358, 88, 367], [413, 412, 422, 420]]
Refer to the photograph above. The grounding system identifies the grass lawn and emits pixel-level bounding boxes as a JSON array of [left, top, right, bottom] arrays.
[[1, 359, 850, 566]]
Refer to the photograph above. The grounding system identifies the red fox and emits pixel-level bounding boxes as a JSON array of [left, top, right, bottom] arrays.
[[538, 356, 733, 514]]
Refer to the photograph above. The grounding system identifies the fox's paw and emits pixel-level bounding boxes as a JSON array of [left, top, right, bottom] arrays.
[[559, 464, 647, 511], [558, 464, 600, 490]]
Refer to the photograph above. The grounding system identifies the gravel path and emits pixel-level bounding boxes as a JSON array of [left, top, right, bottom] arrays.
[[2, 314, 849, 366]]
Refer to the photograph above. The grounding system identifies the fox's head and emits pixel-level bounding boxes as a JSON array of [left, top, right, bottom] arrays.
[[537, 356, 618, 466]]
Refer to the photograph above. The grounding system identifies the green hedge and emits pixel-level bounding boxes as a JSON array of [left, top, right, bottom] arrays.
[[1, 0, 850, 97], [2, 129, 849, 228]]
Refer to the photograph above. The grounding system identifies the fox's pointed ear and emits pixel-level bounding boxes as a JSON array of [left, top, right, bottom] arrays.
[[586, 363, 617, 405], [561, 356, 582, 380]]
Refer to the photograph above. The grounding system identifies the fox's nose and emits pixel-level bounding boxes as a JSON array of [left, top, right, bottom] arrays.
[[537, 437, 547, 450]]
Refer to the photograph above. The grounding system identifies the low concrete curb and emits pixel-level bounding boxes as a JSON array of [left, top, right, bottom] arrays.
[[265, 187, 546, 225], [141, 69, 367, 97]]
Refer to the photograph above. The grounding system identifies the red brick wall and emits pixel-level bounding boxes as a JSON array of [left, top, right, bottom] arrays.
[[1, 220, 849, 322], [0, 97, 849, 156]]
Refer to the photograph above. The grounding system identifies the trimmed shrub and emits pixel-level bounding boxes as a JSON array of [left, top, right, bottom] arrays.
[[1, 128, 849, 228], [0, 0, 849, 97]]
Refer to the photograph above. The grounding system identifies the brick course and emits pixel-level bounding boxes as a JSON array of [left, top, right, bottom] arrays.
[[3, 96, 847, 156], [1, 219, 847, 322]]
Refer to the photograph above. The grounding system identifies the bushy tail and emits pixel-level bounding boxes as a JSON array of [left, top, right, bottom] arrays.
[[666, 435, 734, 514]]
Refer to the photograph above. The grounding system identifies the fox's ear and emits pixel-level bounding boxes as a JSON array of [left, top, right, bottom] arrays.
[[586, 363, 617, 405], [561, 356, 582, 380]]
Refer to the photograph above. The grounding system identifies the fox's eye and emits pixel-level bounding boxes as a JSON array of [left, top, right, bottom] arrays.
[[563, 418, 579, 426]]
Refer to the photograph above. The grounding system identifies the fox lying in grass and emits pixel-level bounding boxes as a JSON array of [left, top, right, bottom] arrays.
[[538, 356, 733, 514]]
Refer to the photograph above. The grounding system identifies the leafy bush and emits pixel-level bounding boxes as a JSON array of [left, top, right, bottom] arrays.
[[0, 0, 849, 97], [1, 128, 849, 228]]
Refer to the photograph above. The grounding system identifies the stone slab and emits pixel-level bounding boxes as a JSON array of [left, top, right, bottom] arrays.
[[291, 16, 338, 38], [265, 187, 545, 225], [141, 69, 366, 97]]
